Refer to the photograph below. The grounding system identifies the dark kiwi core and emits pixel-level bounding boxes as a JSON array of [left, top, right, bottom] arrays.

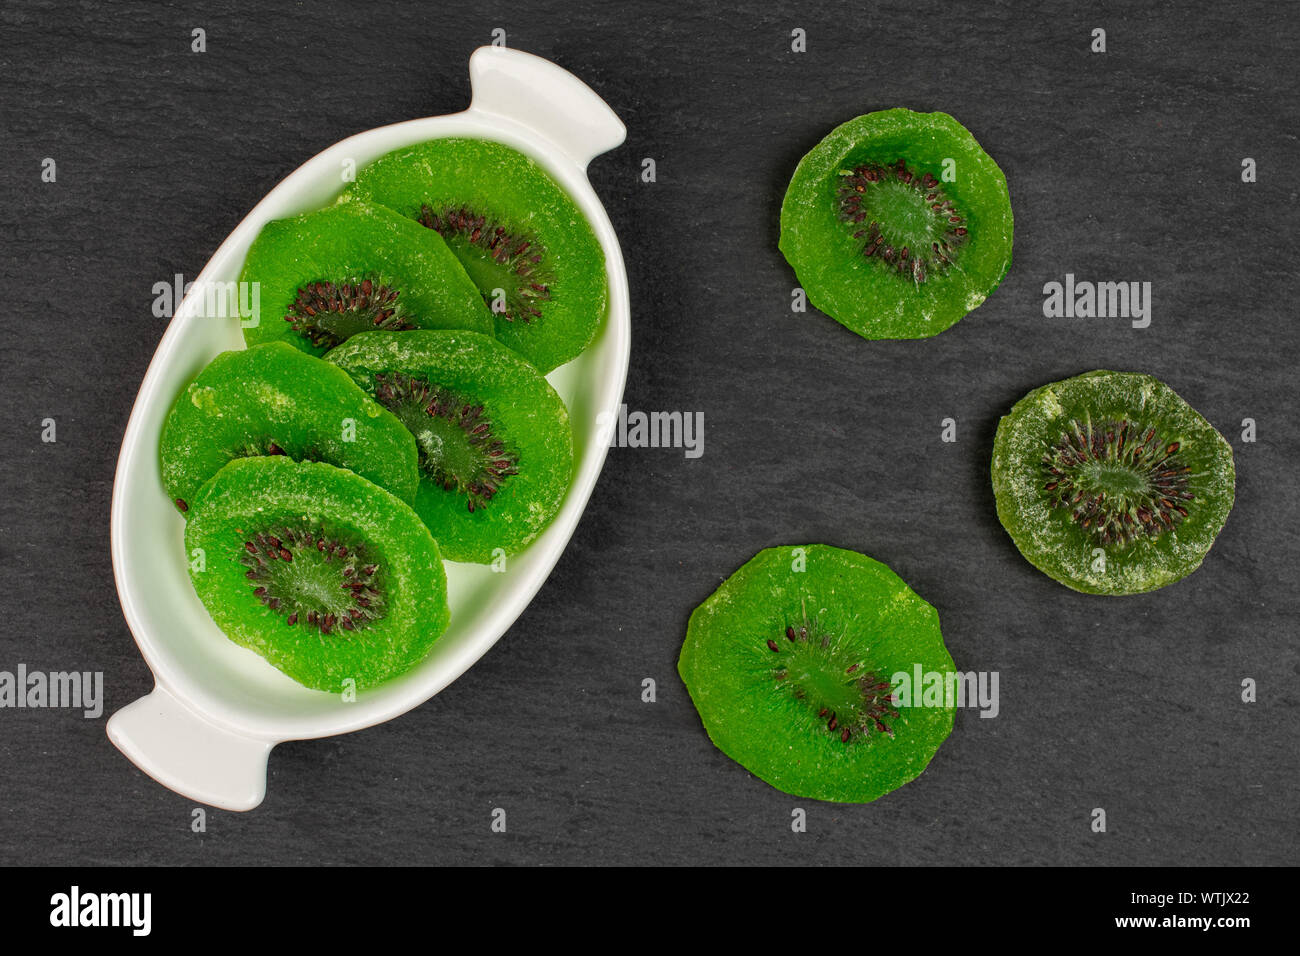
[[1042, 419, 1194, 547], [239, 524, 384, 635], [837, 159, 968, 284], [372, 372, 519, 512], [284, 276, 413, 350], [415, 205, 552, 323], [767, 614, 899, 744]]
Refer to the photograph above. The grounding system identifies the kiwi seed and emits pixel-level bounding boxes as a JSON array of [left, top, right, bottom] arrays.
[[371, 372, 519, 513], [416, 205, 553, 323], [284, 275, 414, 350], [239, 523, 384, 636]]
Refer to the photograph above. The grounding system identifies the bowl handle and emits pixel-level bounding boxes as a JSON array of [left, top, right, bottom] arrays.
[[107, 685, 273, 812], [468, 46, 626, 170]]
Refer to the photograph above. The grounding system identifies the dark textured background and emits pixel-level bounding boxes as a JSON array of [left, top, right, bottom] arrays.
[[1, 0, 1296, 866]]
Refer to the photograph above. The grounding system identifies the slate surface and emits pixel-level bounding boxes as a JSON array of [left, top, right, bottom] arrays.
[[1, 0, 1296, 866]]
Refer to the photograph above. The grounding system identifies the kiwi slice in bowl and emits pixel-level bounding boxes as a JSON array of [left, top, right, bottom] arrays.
[[159, 342, 419, 513], [679, 545, 957, 803], [992, 370, 1236, 595], [347, 138, 608, 374], [326, 329, 574, 564], [184, 456, 449, 692], [240, 197, 494, 355], [780, 109, 1013, 339]]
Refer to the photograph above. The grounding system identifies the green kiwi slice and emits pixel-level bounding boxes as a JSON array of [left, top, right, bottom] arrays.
[[679, 545, 957, 803], [326, 330, 574, 563], [780, 109, 1013, 339], [184, 457, 449, 692], [992, 370, 1236, 595], [347, 138, 607, 373], [240, 197, 494, 355], [159, 342, 419, 513]]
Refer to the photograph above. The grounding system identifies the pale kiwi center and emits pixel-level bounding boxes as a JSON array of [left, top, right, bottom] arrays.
[[868, 181, 939, 247]]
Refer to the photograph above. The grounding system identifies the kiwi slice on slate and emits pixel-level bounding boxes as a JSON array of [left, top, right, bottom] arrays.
[[326, 330, 574, 564], [992, 370, 1236, 595], [348, 138, 607, 373], [185, 457, 449, 692], [780, 109, 1013, 339], [160, 342, 419, 513], [240, 197, 494, 355], [679, 545, 957, 803]]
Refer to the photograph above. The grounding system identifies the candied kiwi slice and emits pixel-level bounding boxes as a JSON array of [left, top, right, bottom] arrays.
[[347, 138, 608, 373], [678, 545, 957, 803], [779, 109, 1013, 339], [991, 370, 1236, 595], [184, 457, 449, 692], [326, 330, 574, 564], [240, 197, 494, 356], [160, 342, 419, 512]]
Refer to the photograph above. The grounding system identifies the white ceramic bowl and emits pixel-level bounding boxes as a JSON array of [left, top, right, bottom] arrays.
[[106, 47, 629, 811]]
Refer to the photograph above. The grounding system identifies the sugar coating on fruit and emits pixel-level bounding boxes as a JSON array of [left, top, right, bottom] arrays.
[[159, 342, 420, 510], [678, 544, 957, 804], [992, 370, 1236, 595]]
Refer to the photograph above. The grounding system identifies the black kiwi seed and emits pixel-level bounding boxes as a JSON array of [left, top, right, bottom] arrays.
[[371, 372, 519, 513], [416, 205, 553, 323], [1042, 419, 1194, 547], [284, 276, 415, 350], [239, 524, 384, 636]]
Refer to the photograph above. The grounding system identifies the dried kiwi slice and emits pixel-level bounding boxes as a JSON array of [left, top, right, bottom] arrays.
[[185, 457, 449, 692], [992, 370, 1236, 595], [241, 197, 493, 355], [159, 342, 419, 513], [679, 545, 957, 803], [347, 138, 607, 373], [780, 109, 1013, 339], [326, 330, 573, 563]]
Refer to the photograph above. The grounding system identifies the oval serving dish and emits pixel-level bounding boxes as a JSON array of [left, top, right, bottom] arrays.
[[107, 47, 629, 811]]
